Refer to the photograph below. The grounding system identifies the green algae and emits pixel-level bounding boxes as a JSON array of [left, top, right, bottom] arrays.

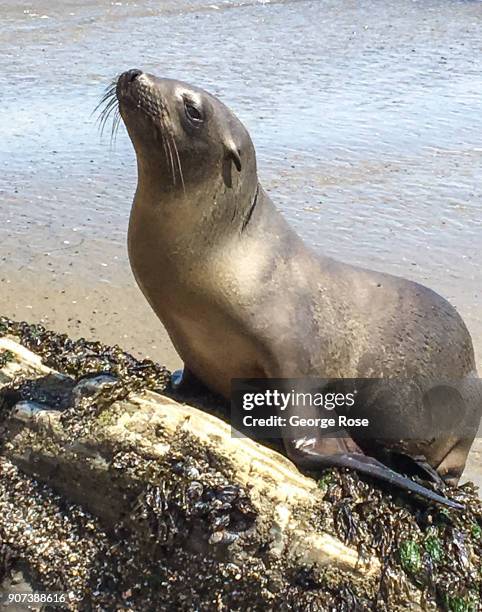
[[443, 591, 480, 612], [317, 470, 334, 492], [0, 350, 14, 369], [399, 540, 422, 574], [424, 532, 444, 564]]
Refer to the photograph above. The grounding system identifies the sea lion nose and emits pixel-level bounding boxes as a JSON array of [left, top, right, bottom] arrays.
[[124, 68, 142, 84]]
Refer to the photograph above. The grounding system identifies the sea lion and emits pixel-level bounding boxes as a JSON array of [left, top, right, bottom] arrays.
[[111, 68, 481, 509]]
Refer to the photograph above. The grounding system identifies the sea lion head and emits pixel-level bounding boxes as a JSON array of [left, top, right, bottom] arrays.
[[113, 69, 257, 223]]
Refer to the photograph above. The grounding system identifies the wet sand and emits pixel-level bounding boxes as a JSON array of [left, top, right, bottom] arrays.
[[1, 0, 481, 484]]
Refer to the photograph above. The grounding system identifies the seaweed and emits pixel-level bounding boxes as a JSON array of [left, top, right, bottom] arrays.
[[0, 316, 170, 394], [1, 318, 481, 610]]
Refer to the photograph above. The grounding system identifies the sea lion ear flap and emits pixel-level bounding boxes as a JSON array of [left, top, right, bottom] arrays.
[[229, 147, 242, 172], [222, 140, 242, 189]]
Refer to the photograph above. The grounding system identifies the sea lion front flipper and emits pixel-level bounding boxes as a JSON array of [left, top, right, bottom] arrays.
[[284, 435, 463, 510], [170, 367, 211, 395]]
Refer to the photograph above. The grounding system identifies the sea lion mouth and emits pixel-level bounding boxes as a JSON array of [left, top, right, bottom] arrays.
[[95, 68, 167, 138], [115, 69, 164, 123], [116, 68, 143, 108], [94, 69, 158, 144]]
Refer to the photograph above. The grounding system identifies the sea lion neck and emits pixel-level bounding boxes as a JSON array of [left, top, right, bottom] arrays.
[[129, 174, 262, 266]]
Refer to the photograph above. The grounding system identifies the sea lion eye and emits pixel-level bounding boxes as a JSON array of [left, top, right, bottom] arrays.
[[184, 101, 203, 123]]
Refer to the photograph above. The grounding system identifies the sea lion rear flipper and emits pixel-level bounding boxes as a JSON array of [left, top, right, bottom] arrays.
[[324, 452, 462, 509], [380, 451, 445, 485], [284, 436, 463, 510]]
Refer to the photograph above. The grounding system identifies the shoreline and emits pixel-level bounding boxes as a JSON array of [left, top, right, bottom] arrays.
[[0, 265, 182, 372]]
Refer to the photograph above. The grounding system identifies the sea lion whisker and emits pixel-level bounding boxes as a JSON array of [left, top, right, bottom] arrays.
[[93, 94, 115, 119], [98, 94, 117, 115], [100, 112, 116, 138], [94, 80, 122, 139], [99, 113, 113, 137], [157, 116, 174, 185], [93, 81, 118, 118], [96, 98, 116, 125], [102, 106, 120, 136], [158, 110, 178, 188], [165, 132, 177, 186], [159, 129, 171, 180], [170, 134, 185, 193], [98, 101, 116, 125], [110, 109, 122, 147], [114, 108, 122, 134], [97, 98, 119, 136], [97, 87, 116, 108]]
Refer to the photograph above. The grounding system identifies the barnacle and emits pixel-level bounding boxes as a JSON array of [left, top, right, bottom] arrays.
[[0, 318, 481, 610]]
